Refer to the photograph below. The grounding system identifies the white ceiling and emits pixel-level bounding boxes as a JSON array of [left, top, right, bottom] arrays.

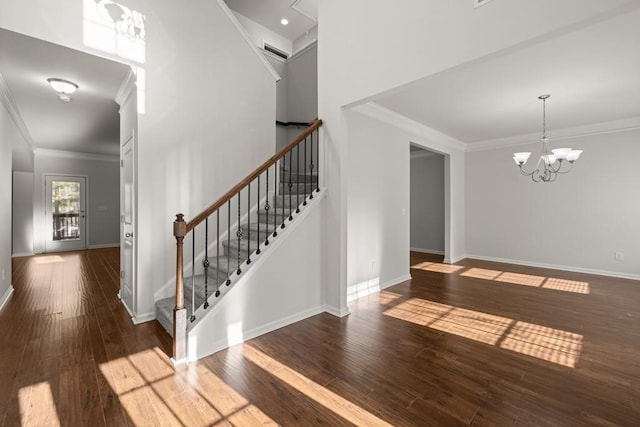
[[0, 28, 130, 157], [224, 0, 317, 41], [376, 7, 640, 144]]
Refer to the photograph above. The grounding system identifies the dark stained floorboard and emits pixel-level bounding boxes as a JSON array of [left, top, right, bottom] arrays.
[[1, 249, 639, 425]]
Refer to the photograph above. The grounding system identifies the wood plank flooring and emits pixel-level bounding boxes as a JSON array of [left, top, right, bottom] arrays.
[[1, 248, 639, 426]]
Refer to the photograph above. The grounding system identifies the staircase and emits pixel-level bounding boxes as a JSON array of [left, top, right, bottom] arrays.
[[154, 170, 318, 336]]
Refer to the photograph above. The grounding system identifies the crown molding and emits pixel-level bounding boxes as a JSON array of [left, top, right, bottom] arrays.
[[410, 149, 438, 160], [352, 102, 467, 153], [114, 68, 137, 107], [0, 72, 35, 151], [216, 0, 281, 83], [34, 148, 119, 162], [466, 116, 640, 152]]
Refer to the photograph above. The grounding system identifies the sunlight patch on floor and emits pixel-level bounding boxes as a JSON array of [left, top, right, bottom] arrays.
[[99, 346, 275, 425], [411, 262, 465, 274], [33, 255, 65, 264], [377, 290, 402, 305], [384, 298, 583, 367], [242, 344, 393, 426], [19, 381, 61, 426], [460, 267, 590, 294]]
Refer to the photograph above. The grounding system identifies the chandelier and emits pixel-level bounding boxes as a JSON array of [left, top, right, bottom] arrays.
[[513, 95, 582, 182]]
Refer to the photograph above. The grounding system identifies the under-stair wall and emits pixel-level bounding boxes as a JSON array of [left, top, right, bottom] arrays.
[[187, 189, 325, 360]]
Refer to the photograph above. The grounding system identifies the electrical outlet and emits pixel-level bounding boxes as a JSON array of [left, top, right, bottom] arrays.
[[614, 251, 624, 261]]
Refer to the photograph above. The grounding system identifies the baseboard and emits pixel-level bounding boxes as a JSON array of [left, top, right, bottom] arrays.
[[133, 312, 155, 324], [88, 243, 120, 249], [444, 254, 466, 264], [0, 286, 14, 312], [12, 252, 34, 258], [465, 254, 640, 281], [189, 305, 324, 361], [410, 247, 444, 255], [379, 274, 412, 290], [323, 304, 351, 317]]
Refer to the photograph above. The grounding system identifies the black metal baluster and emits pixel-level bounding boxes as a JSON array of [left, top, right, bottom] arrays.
[[296, 144, 300, 213], [315, 128, 320, 192], [281, 159, 286, 229], [215, 210, 220, 297], [246, 183, 252, 265], [303, 136, 308, 206], [273, 162, 278, 237], [203, 218, 209, 309], [226, 201, 231, 286], [288, 150, 293, 221], [190, 230, 196, 322], [236, 193, 242, 275], [256, 175, 261, 255], [309, 131, 315, 200], [265, 167, 271, 245]]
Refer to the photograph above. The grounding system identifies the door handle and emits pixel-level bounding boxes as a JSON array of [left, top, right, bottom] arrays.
[[125, 232, 133, 238]]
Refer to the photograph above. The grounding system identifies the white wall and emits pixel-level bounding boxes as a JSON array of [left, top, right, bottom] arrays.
[[12, 171, 33, 256], [1, 101, 25, 307], [317, 0, 630, 313], [0, 0, 278, 318], [346, 111, 411, 300], [286, 44, 317, 123], [466, 129, 640, 278], [410, 152, 445, 254], [188, 193, 325, 360], [33, 151, 120, 250]]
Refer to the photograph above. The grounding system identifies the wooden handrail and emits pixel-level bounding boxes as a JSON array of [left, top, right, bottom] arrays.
[[184, 119, 322, 233]]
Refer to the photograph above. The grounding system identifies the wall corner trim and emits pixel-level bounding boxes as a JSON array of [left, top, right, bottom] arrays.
[[114, 68, 137, 107]]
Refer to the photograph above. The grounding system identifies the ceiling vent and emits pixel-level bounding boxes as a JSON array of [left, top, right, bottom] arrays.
[[474, 0, 495, 8], [263, 43, 289, 60]]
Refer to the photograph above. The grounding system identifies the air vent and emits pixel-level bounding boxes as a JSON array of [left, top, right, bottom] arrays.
[[263, 43, 289, 60], [474, 0, 495, 8]]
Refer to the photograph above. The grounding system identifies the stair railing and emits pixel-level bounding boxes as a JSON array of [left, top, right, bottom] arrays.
[[171, 119, 322, 363]]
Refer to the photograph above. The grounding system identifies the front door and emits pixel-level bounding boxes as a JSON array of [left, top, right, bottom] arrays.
[[44, 175, 87, 252], [120, 131, 136, 315]]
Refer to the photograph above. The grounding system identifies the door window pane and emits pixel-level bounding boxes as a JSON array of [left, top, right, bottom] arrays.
[[52, 181, 81, 241]]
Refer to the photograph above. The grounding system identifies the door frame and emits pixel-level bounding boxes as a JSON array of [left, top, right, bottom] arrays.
[[43, 174, 89, 253], [120, 129, 136, 318]]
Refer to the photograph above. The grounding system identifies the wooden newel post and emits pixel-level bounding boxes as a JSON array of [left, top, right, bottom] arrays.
[[172, 213, 188, 365]]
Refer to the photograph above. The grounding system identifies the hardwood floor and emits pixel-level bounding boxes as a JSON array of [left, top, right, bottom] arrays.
[[1, 249, 639, 426]]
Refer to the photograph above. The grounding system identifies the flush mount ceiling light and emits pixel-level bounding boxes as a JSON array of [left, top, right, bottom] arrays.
[[513, 94, 583, 183], [47, 78, 78, 102], [280, 18, 289, 25]]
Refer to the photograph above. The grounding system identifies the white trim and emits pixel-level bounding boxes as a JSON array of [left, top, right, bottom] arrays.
[[215, 0, 281, 83], [0, 72, 34, 150], [410, 247, 445, 255], [464, 254, 640, 281], [12, 252, 35, 258], [189, 305, 324, 362], [323, 304, 351, 317], [351, 102, 467, 152], [444, 254, 466, 264], [35, 148, 119, 162], [466, 116, 640, 152], [0, 286, 14, 312], [410, 149, 437, 160], [132, 312, 155, 324], [379, 274, 412, 290], [474, 0, 496, 9], [88, 243, 120, 249], [114, 68, 137, 107], [288, 40, 317, 63]]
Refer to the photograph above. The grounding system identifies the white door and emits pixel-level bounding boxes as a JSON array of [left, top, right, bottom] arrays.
[[44, 175, 87, 252], [120, 132, 136, 315]]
